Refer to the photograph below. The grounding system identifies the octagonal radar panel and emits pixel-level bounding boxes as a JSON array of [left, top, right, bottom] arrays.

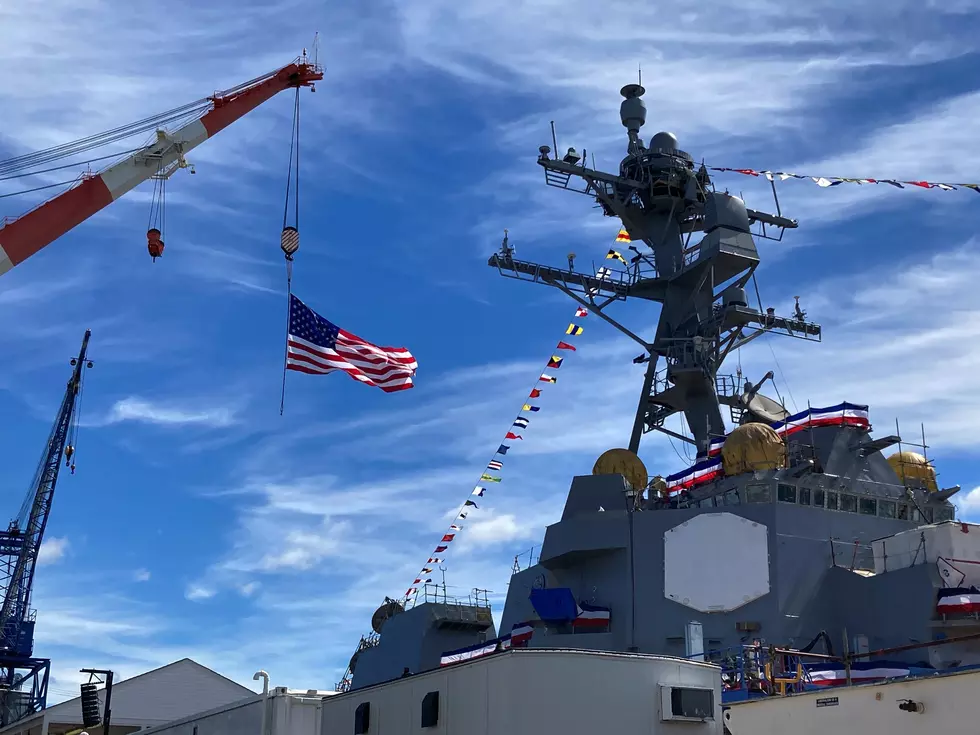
[[664, 513, 770, 613]]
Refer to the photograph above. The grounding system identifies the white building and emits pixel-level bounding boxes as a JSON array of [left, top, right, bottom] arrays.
[[321, 648, 722, 735], [138, 687, 336, 735], [0, 658, 254, 735]]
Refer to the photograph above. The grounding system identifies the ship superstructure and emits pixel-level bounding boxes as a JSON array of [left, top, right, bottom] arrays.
[[342, 82, 969, 707]]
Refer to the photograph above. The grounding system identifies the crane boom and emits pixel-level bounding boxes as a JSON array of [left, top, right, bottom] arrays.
[[0, 330, 92, 725], [0, 60, 322, 277], [0, 331, 90, 654]]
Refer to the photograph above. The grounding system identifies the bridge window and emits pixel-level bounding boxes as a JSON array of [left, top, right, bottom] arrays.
[[745, 484, 771, 503], [826, 491, 839, 510], [798, 487, 811, 505], [840, 494, 857, 513], [898, 503, 909, 520], [421, 691, 440, 728], [878, 500, 897, 519], [777, 484, 797, 503], [722, 488, 741, 505], [354, 702, 370, 734], [813, 489, 826, 508], [934, 506, 955, 522], [859, 497, 877, 516]]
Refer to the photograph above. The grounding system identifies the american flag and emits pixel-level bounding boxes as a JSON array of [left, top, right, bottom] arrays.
[[286, 294, 417, 393]]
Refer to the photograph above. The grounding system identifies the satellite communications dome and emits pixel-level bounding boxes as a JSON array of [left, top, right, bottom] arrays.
[[592, 448, 648, 492], [721, 423, 786, 476], [886, 451, 938, 492]]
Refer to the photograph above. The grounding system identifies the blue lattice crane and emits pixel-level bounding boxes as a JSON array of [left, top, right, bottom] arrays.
[[0, 330, 92, 726]]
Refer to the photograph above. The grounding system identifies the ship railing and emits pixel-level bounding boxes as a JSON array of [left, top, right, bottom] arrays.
[[417, 583, 493, 625], [511, 546, 540, 573], [829, 538, 876, 574]]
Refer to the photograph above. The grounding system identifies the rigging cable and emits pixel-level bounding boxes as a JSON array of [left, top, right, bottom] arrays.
[[0, 104, 209, 176], [0, 178, 81, 200], [279, 87, 302, 416], [0, 148, 142, 182], [750, 273, 799, 413], [64, 357, 88, 474]]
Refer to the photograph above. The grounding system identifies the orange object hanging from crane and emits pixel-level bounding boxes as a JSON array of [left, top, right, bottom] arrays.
[[147, 228, 164, 261], [0, 56, 322, 277]]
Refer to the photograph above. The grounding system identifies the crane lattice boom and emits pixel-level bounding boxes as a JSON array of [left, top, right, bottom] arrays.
[[0, 330, 92, 726]]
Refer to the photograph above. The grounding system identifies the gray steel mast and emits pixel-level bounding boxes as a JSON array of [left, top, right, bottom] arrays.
[[489, 83, 821, 455]]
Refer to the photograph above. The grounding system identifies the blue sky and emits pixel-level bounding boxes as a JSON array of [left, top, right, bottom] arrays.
[[2, 0, 980, 702]]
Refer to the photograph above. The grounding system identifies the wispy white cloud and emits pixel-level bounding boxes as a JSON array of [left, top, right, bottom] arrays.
[[38, 537, 69, 566], [101, 397, 238, 428], [185, 584, 216, 602], [134, 568, 151, 582]]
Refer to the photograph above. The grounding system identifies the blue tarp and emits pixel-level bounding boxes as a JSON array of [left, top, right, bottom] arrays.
[[529, 587, 578, 622]]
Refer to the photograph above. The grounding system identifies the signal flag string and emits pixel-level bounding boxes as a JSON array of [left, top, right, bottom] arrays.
[[403, 236, 598, 605], [708, 166, 980, 193]]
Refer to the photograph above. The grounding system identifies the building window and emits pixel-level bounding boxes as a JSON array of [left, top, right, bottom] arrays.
[[859, 497, 877, 516], [878, 500, 897, 519], [798, 487, 811, 506], [898, 503, 909, 520], [777, 484, 797, 503], [826, 491, 839, 511], [813, 489, 825, 508], [421, 691, 440, 728], [746, 484, 771, 503], [670, 687, 714, 719], [354, 702, 370, 734], [840, 494, 857, 513]]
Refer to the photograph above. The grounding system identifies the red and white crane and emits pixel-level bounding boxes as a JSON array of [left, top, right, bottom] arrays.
[[0, 55, 322, 276]]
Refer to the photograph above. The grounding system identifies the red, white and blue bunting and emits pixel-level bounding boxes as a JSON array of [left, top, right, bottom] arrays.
[[439, 620, 536, 667], [664, 403, 870, 495], [710, 167, 980, 194], [805, 661, 914, 687], [937, 586, 980, 615]]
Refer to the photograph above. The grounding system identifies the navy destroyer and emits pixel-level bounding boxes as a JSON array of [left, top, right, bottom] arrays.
[[320, 82, 980, 734]]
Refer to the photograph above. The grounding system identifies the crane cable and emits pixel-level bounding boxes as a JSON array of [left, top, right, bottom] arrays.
[[0, 104, 208, 176], [281, 86, 301, 282], [279, 87, 302, 416], [148, 163, 167, 245], [64, 361, 88, 475]]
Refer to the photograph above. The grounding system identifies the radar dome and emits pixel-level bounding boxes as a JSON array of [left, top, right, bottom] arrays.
[[886, 451, 938, 492], [592, 448, 648, 492], [371, 598, 404, 634], [721, 423, 786, 476], [649, 131, 678, 150]]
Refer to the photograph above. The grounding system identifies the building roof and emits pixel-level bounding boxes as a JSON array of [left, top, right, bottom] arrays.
[[0, 658, 255, 735]]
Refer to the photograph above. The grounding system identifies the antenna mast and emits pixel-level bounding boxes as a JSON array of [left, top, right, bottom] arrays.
[[488, 84, 820, 455]]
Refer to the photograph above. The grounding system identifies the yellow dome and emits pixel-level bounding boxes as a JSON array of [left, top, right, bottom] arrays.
[[886, 451, 937, 492], [592, 448, 648, 492], [721, 423, 786, 476]]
